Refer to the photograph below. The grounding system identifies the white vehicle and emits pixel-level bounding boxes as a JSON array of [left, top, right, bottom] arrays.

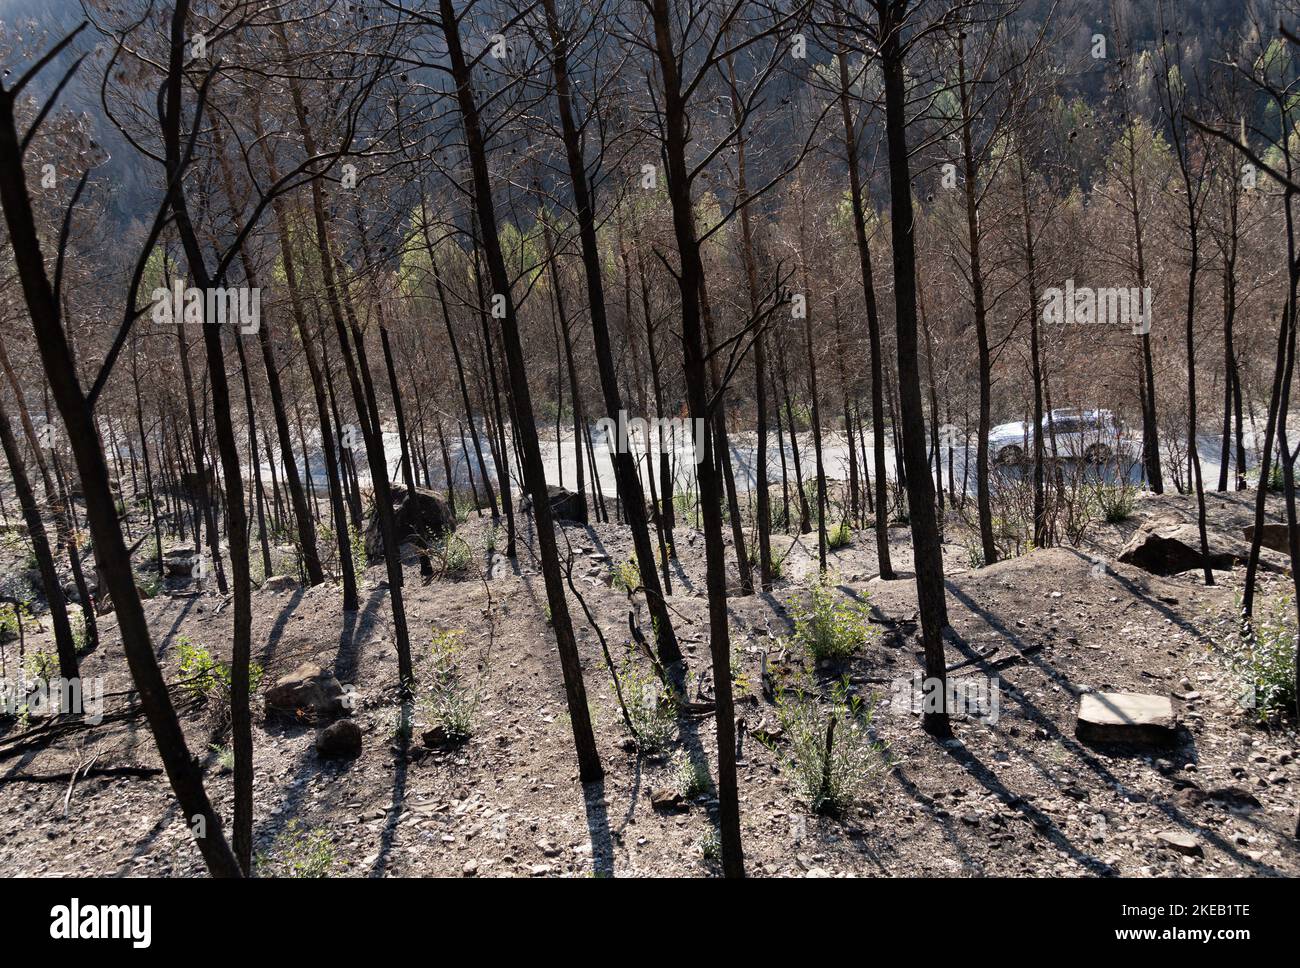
[[988, 408, 1133, 465]]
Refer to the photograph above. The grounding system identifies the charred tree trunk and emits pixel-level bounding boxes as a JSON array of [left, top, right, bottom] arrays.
[[648, 0, 743, 876], [0, 64, 243, 878], [439, 0, 602, 781], [879, 1, 950, 738], [836, 44, 894, 578]]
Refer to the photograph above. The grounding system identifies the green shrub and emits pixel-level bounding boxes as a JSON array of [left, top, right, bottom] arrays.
[[0, 600, 33, 643], [616, 653, 675, 756], [435, 535, 473, 579], [698, 827, 722, 861], [674, 490, 710, 528], [789, 583, 877, 662], [70, 612, 91, 655], [348, 523, 366, 583], [135, 570, 162, 599], [1214, 595, 1297, 722], [1267, 462, 1286, 492], [775, 678, 888, 814], [1094, 483, 1136, 523], [420, 627, 481, 741], [768, 501, 791, 533], [176, 636, 264, 705], [612, 557, 641, 593], [828, 520, 852, 549], [256, 820, 338, 878], [24, 648, 58, 683], [671, 749, 712, 798], [210, 743, 236, 772]]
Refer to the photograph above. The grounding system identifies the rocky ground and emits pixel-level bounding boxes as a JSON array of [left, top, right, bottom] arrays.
[[0, 486, 1297, 878]]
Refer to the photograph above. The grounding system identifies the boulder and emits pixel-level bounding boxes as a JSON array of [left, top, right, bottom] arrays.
[[1117, 523, 1237, 575], [649, 787, 688, 812], [1076, 691, 1177, 746], [261, 574, 299, 594], [265, 661, 346, 722], [316, 719, 362, 759], [1243, 523, 1291, 554], [1176, 785, 1261, 811], [421, 724, 463, 749], [365, 484, 455, 562], [522, 484, 587, 524], [163, 547, 201, 578]]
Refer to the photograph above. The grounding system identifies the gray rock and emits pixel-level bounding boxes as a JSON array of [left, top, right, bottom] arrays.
[[650, 787, 688, 812], [261, 574, 299, 593], [265, 661, 346, 722], [316, 719, 362, 758], [1176, 786, 1261, 810], [365, 484, 455, 562], [522, 484, 587, 524], [1156, 829, 1203, 856], [163, 547, 201, 578], [1117, 523, 1237, 575], [1243, 523, 1290, 554], [422, 724, 466, 749], [1076, 692, 1177, 746]]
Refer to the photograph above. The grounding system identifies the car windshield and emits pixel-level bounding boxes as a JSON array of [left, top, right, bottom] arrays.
[[1049, 415, 1112, 435]]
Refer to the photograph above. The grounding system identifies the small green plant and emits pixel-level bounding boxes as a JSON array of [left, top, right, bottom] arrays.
[[420, 626, 481, 741], [611, 557, 641, 593], [176, 636, 264, 704], [483, 525, 500, 555], [0, 527, 29, 558], [674, 490, 702, 528], [616, 652, 675, 756], [730, 639, 751, 693], [775, 677, 888, 815], [210, 743, 236, 772], [789, 583, 877, 662], [0, 599, 33, 643], [348, 523, 366, 583], [1267, 462, 1286, 492], [768, 501, 791, 534], [70, 612, 92, 655], [828, 520, 852, 549], [436, 535, 473, 579], [381, 702, 415, 743], [24, 648, 58, 683], [1094, 482, 1136, 523], [964, 539, 985, 569], [698, 827, 722, 862], [135, 569, 162, 599], [1213, 594, 1298, 723], [256, 820, 339, 878], [749, 542, 788, 578], [672, 749, 712, 798]]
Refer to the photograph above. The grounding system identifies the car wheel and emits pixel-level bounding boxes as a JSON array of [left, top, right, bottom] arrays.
[[1085, 443, 1112, 464], [996, 444, 1024, 465]]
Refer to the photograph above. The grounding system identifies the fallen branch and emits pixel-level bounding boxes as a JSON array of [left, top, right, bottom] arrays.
[[1, 764, 161, 785]]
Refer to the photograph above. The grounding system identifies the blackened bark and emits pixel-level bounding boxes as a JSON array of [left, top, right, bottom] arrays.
[[879, 1, 951, 738], [439, 0, 602, 781], [648, 0, 743, 876], [0, 75, 242, 878]]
